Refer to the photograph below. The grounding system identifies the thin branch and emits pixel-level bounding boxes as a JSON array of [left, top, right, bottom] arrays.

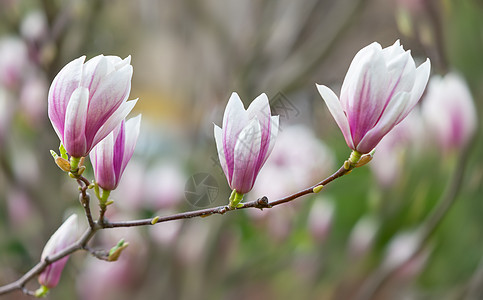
[[103, 165, 349, 228], [77, 176, 96, 229], [0, 161, 353, 295], [0, 227, 96, 295]]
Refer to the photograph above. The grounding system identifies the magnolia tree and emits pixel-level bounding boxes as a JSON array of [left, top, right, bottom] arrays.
[[0, 39, 449, 298]]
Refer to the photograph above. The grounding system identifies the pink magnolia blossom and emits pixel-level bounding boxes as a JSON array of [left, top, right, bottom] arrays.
[[422, 73, 477, 153], [214, 92, 279, 194], [48, 55, 137, 158], [90, 115, 141, 191], [38, 214, 78, 289], [317, 40, 430, 154]]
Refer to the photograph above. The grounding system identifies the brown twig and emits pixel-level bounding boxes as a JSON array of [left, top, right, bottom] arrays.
[[102, 165, 348, 228], [76, 176, 96, 229], [0, 162, 352, 296]]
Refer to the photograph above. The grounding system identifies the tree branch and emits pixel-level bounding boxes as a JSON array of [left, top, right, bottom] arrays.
[[0, 161, 353, 296], [103, 165, 349, 228]]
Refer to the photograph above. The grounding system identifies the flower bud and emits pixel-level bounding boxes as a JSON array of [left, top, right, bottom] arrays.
[[317, 40, 430, 154], [214, 92, 279, 194], [48, 55, 138, 158], [38, 214, 78, 289], [90, 115, 141, 191]]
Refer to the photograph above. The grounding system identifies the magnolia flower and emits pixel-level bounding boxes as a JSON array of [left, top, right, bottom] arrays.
[[317, 40, 430, 155], [38, 214, 78, 289], [214, 92, 279, 196], [90, 115, 141, 191], [48, 55, 137, 158], [422, 73, 477, 153]]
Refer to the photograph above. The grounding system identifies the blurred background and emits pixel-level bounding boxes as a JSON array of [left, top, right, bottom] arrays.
[[1, 0, 483, 299]]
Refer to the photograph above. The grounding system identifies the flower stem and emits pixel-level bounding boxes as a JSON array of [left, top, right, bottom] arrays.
[[228, 190, 244, 209], [34, 285, 49, 297], [349, 150, 362, 166], [70, 157, 81, 172]]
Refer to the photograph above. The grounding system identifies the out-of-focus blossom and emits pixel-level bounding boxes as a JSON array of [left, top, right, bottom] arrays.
[[347, 216, 378, 258], [0, 37, 28, 89], [90, 115, 141, 191], [7, 187, 34, 227], [38, 214, 78, 289], [396, 0, 427, 14], [20, 10, 48, 44], [214, 92, 279, 194], [149, 215, 183, 247], [422, 73, 477, 153], [247, 125, 334, 238], [307, 198, 334, 243], [317, 40, 430, 154], [20, 74, 48, 125], [144, 162, 185, 210], [249, 125, 334, 201], [370, 108, 424, 187], [48, 55, 137, 158], [383, 230, 431, 279]]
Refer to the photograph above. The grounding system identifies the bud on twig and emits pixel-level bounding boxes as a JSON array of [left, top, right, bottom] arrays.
[[108, 239, 129, 262]]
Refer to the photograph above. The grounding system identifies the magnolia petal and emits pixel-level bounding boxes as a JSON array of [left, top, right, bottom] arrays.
[[409, 58, 431, 106], [41, 214, 78, 260], [63, 87, 89, 157], [231, 119, 262, 194], [92, 132, 117, 190], [91, 98, 138, 151], [48, 56, 85, 138], [254, 115, 279, 176], [120, 115, 141, 178], [247, 93, 272, 170], [317, 84, 354, 149], [214, 124, 229, 179], [80, 55, 107, 91], [84, 63, 133, 143], [39, 214, 78, 288], [357, 92, 411, 153], [341, 42, 382, 110], [222, 92, 249, 182], [344, 50, 388, 146]]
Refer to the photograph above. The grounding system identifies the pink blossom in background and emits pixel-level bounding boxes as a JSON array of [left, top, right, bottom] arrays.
[[370, 108, 424, 187], [48, 55, 137, 158], [0, 37, 28, 89], [149, 215, 183, 247], [422, 73, 477, 153], [347, 216, 378, 258], [317, 40, 430, 154], [7, 187, 34, 227], [38, 214, 78, 289], [249, 124, 334, 201], [247, 125, 334, 238], [90, 115, 141, 191], [383, 230, 432, 280], [20, 74, 48, 126], [307, 198, 335, 243], [20, 10, 48, 44], [144, 162, 186, 210], [214, 92, 279, 194]]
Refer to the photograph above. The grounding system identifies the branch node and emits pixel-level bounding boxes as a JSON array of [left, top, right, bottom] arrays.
[[255, 196, 271, 209]]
